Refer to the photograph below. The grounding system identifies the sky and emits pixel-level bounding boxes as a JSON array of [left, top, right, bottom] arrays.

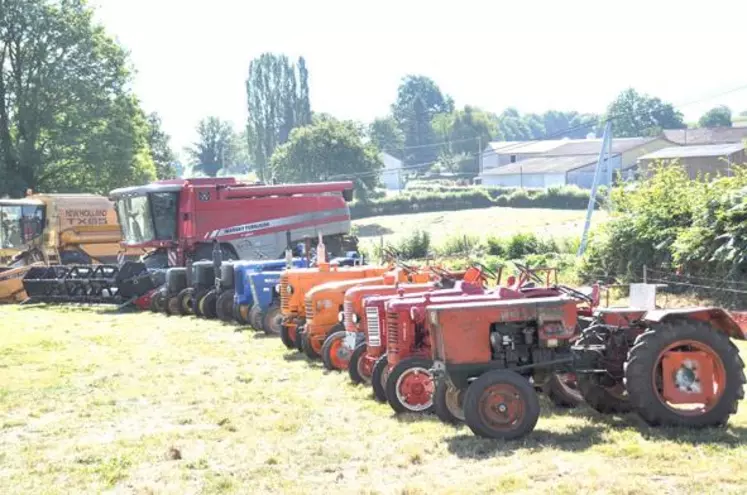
[[91, 0, 747, 160]]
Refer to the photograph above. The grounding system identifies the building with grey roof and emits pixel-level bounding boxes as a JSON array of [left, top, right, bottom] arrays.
[[637, 143, 746, 179]]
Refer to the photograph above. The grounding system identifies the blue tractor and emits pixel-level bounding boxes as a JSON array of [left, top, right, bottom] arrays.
[[246, 251, 364, 334]]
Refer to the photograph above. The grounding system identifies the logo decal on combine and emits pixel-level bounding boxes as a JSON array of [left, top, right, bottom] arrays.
[[198, 191, 211, 201], [203, 209, 348, 239]]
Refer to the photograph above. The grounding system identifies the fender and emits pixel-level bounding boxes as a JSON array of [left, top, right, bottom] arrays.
[[644, 307, 746, 339]]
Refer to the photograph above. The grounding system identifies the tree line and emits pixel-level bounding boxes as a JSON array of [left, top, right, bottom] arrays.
[[1, 0, 743, 198]]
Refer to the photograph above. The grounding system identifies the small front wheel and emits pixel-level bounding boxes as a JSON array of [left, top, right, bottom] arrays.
[[199, 289, 218, 319], [322, 331, 350, 371], [262, 303, 284, 336], [386, 357, 435, 414], [463, 370, 541, 440], [434, 379, 465, 424], [176, 288, 194, 316], [348, 344, 371, 385], [249, 304, 264, 331], [371, 354, 390, 403], [216, 290, 235, 322]]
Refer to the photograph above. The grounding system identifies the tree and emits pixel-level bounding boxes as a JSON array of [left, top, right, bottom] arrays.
[[146, 113, 177, 179], [270, 118, 383, 191], [606, 88, 686, 137], [368, 116, 405, 158], [0, 0, 156, 197], [391, 75, 454, 166], [699, 105, 732, 128], [246, 53, 312, 182], [186, 117, 237, 177], [431, 106, 497, 175]]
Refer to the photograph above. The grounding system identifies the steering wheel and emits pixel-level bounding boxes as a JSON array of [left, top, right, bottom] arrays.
[[470, 262, 498, 282], [426, 265, 457, 281], [554, 284, 594, 304], [513, 261, 544, 285]]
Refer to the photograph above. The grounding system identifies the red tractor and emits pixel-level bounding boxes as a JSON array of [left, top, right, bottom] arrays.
[[427, 285, 747, 440]]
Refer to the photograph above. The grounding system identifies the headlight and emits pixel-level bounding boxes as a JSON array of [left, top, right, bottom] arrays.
[[338, 312, 344, 323], [352, 313, 360, 324], [275, 284, 281, 294], [286, 285, 293, 294]]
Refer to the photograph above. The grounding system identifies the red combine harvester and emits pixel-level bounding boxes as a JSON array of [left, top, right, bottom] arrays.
[[109, 178, 356, 268]]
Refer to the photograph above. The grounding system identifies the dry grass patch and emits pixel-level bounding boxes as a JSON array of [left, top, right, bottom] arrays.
[[0, 304, 745, 494]]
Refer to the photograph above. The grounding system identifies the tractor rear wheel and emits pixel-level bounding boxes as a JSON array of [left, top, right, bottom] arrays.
[[434, 379, 465, 424], [249, 304, 264, 331], [176, 288, 194, 316], [348, 344, 371, 385], [545, 373, 584, 408], [199, 289, 218, 319], [280, 324, 296, 350], [262, 303, 284, 336], [166, 296, 180, 316], [624, 320, 746, 428], [463, 370, 540, 440], [371, 354, 389, 402], [386, 357, 435, 414], [322, 330, 350, 371], [216, 290, 235, 322]]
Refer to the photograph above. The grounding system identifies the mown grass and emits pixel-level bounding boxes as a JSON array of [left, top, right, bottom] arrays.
[[1, 304, 746, 494]]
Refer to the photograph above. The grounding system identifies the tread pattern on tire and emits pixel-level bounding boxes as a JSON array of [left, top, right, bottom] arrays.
[[371, 354, 389, 403], [348, 344, 368, 385], [624, 320, 746, 427]]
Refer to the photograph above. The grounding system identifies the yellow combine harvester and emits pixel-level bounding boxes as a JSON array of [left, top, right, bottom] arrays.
[[0, 192, 141, 303]]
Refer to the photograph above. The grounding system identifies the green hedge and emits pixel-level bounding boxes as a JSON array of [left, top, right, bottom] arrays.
[[350, 186, 594, 219]]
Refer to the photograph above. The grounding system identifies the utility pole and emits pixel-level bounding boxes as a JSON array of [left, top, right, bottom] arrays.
[[577, 120, 612, 257], [478, 136, 483, 175]]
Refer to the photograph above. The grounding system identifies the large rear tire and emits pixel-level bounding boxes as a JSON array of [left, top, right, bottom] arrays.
[[624, 320, 746, 428], [321, 330, 349, 371], [385, 357, 435, 414], [348, 344, 371, 385], [262, 303, 284, 336], [249, 304, 264, 331], [463, 370, 540, 440], [434, 379, 465, 424], [371, 354, 390, 403], [545, 373, 584, 408], [216, 290, 235, 322]]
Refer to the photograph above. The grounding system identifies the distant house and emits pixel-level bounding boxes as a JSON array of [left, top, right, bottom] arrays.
[[379, 152, 403, 190], [637, 143, 747, 179], [478, 136, 673, 188], [663, 127, 747, 145]]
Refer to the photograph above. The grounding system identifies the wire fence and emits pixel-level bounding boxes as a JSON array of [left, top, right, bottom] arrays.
[[643, 266, 747, 310]]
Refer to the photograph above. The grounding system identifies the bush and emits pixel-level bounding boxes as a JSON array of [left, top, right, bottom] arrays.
[[392, 230, 431, 259], [437, 234, 481, 256]]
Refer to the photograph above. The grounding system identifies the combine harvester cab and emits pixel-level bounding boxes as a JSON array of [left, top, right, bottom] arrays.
[[426, 281, 747, 440], [233, 257, 309, 328], [277, 260, 384, 351]]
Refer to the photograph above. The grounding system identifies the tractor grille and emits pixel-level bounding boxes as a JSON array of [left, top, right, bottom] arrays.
[[366, 307, 381, 347], [305, 298, 315, 320], [344, 300, 355, 331], [387, 311, 400, 355], [280, 274, 289, 310]]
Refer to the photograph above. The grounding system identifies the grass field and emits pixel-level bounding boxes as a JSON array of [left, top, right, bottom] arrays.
[[1, 305, 746, 494], [352, 207, 608, 249]]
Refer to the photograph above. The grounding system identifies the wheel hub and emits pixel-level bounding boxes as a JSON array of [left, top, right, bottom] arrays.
[[481, 384, 523, 429], [396, 367, 434, 411]]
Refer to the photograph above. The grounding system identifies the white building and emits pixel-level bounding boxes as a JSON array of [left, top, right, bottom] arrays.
[[380, 152, 403, 190]]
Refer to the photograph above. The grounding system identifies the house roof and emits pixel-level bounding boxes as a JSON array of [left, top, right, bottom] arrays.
[[638, 143, 746, 160], [485, 136, 664, 157], [480, 155, 599, 176], [663, 127, 747, 145]]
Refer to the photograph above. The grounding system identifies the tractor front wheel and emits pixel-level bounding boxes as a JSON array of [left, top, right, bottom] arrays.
[[434, 379, 465, 424], [150, 288, 167, 313], [262, 303, 284, 336], [216, 290, 235, 322], [235, 304, 251, 325], [463, 369, 541, 440], [348, 344, 371, 385], [249, 304, 264, 331], [166, 296, 181, 316], [302, 330, 321, 359], [371, 354, 389, 402], [176, 288, 194, 316], [280, 323, 296, 350], [545, 373, 584, 408], [192, 289, 210, 317], [624, 320, 746, 428], [198, 289, 218, 319], [386, 357, 435, 414], [295, 326, 306, 352], [322, 330, 350, 371]]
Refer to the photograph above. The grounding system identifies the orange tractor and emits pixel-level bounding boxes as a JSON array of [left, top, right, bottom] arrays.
[[278, 259, 391, 350], [427, 283, 746, 439]]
